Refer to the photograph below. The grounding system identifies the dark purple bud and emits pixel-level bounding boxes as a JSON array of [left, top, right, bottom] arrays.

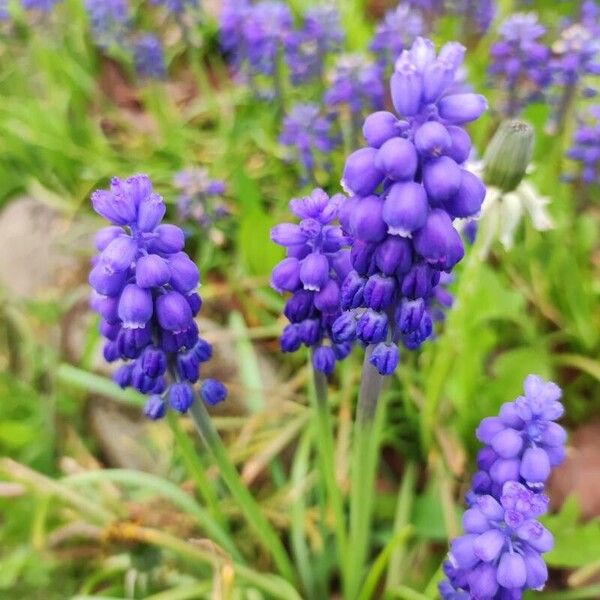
[[149, 224, 185, 254], [177, 350, 200, 383], [402, 312, 432, 349], [100, 319, 120, 341], [369, 342, 399, 375], [136, 254, 170, 288], [450, 534, 478, 569], [422, 156, 462, 204], [137, 193, 166, 232], [299, 318, 321, 346], [523, 549, 548, 590], [414, 121, 452, 158], [497, 553, 527, 590], [271, 257, 301, 293], [444, 170, 486, 218], [169, 383, 195, 413], [287, 244, 311, 260], [438, 93, 487, 124], [330, 249, 353, 282], [91, 188, 136, 225], [95, 226, 123, 251], [313, 346, 336, 375], [332, 312, 357, 342], [284, 290, 315, 323], [125, 174, 153, 207], [363, 274, 395, 310], [187, 292, 202, 315], [118, 284, 153, 329], [396, 298, 425, 333], [413, 209, 461, 266], [169, 252, 200, 294], [113, 364, 134, 388], [350, 195, 387, 242], [144, 395, 166, 420], [401, 263, 440, 298], [383, 181, 429, 236], [391, 53, 423, 117], [476, 417, 504, 444], [356, 310, 388, 344], [314, 279, 340, 312], [351, 241, 377, 276], [156, 291, 193, 332], [103, 341, 120, 362], [192, 338, 213, 363], [201, 378, 227, 406], [89, 264, 128, 296], [340, 270, 366, 309], [117, 325, 152, 359], [342, 148, 384, 196], [374, 138, 418, 181], [339, 196, 358, 234], [140, 346, 167, 377], [362, 111, 399, 148], [375, 237, 413, 276], [281, 324, 302, 352], [300, 253, 330, 291], [333, 342, 352, 360], [445, 125, 472, 164], [489, 458, 520, 485], [271, 223, 308, 246], [477, 446, 498, 471], [473, 529, 504, 562]]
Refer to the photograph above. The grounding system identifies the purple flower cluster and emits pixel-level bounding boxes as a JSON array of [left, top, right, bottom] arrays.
[[280, 103, 341, 185], [489, 13, 551, 116], [133, 34, 166, 79], [175, 168, 229, 231], [369, 3, 424, 72], [284, 6, 344, 86], [332, 37, 487, 376], [89, 174, 227, 419], [450, 0, 496, 36], [150, 0, 199, 15], [270, 189, 353, 375], [85, 0, 129, 50], [324, 54, 385, 128], [440, 375, 567, 599], [566, 106, 600, 184], [21, 0, 61, 10]]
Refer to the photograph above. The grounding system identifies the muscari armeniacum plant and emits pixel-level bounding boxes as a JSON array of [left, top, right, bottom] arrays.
[[90, 173, 296, 582], [566, 105, 600, 185], [440, 375, 567, 599]]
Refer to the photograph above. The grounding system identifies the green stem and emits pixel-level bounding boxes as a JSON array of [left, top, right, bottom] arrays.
[[188, 400, 296, 584], [347, 347, 386, 599], [167, 412, 228, 530], [309, 354, 348, 591], [385, 462, 417, 590]]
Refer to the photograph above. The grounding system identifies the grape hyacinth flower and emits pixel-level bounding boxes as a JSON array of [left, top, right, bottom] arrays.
[[89, 174, 227, 419], [324, 54, 385, 143], [449, 0, 496, 37], [280, 103, 341, 185], [270, 189, 353, 375], [174, 167, 229, 245], [85, 0, 129, 50], [333, 37, 487, 376], [546, 12, 600, 134], [22, 0, 61, 10], [440, 375, 566, 598], [284, 6, 344, 86], [0, 0, 8, 20], [151, 0, 199, 16], [133, 34, 167, 79], [489, 13, 551, 117], [566, 106, 600, 184], [369, 3, 424, 72]]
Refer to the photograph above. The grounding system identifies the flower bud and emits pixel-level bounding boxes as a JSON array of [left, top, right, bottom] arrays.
[[299, 319, 321, 345], [375, 137, 418, 181], [95, 226, 124, 251], [149, 224, 185, 253], [332, 312, 357, 342], [375, 237, 413, 275], [118, 284, 153, 329], [169, 252, 200, 294], [300, 253, 330, 291], [271, 223, 308, 246], [281, 324, 302, 352], [438, 93, 488, 124], [423, 156, 462, 204], [484, 120, 534, 193], [156, 291, 193, 332], [271, 257, 301, 293], [137, 193, 166, 232], [314, 279, 340, 312], [356, 309, 388, 344], [369, 342, 400, 375], [136, 254, 170, 288], [363, 274, 395, 310], [383, 181, 429, 236], [140, 346, 167, 378], [169, 383, 195, 413], [349, 195, 387, 242], [89, 264, 128, 296], [391, 52, 423, 117], [313, 346, 336, 374], [362, 111, 400, 148], [444, 170, 486, 218], [144, 395, 166, 420], [414, 121, 451, 157], [342, 148, 384, 196], [340, 270, 366, 309], [201, 378, 228, 406], [413, 209, 463, 266], [445, 125, 472, 164]]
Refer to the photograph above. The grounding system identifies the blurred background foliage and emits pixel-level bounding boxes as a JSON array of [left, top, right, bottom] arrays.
[[0, 0, 599, 598]]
